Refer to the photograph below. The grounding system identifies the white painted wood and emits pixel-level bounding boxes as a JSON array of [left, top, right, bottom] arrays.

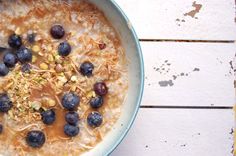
[[112, 108, 234, 156], [114, 0, 236, 40], [141, 42, 236, 106]]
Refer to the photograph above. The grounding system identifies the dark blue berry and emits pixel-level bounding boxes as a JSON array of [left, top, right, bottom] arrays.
[[87, 111, 103, 127], [3, 52, 17, 68], [21, 63, 31, 73], [0, 93, 12, 113], [50, 25, 65, 39], [80, 62, 94, 77], [27, 33, 36, 44], [26, 130, 45, 148], [16, 47, 32, 63], [94, 82, 108, 96], [90, 96, 103, 109], [62, 92, 80, 111], [0, 63, 9, 77], [58, 41, 71, 56], [65, 111, 79, 125], [0, 124, 3, 134], [8, 34, 22, 49], [64, 124, 79, 137], [41, 109, 56, 125]]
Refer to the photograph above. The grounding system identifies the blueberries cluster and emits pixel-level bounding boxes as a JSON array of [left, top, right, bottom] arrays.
[[62, 92, 80, 137], [51, 25, 109, 129], [1, 24, 110, 148], [0, 34, 33, 77], [50, 24, 72, 57], [79, 60, 108, 128], [78, 62, 108, 128], [86, 82, 108, 128]]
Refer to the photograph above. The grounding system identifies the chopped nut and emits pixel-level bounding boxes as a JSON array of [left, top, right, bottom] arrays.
[[40, 63, 49, 70], [8, 110, 14, 119], [48, 54, 54, 62], [47, 45, 53, 51], [86, 91, 96, 98], [55, 64, 64, 73], [38, 51, 44, 56], [42, 73, 50, 79], [92, 91, 96, 97], [71, 85, 77, 91], [70, 31, 76, 36], [68, 40, 76, 46], [55, 55, 62, 64], [71, 75, 77, 82], [48, 99, 56, 107], [15, 27, 21, 35], [32, 45, 40, 53], [32, 55, 37, 63], [58, 75, 67, 83], [65, 71, 73, 79], [31, 101, 42, 111]]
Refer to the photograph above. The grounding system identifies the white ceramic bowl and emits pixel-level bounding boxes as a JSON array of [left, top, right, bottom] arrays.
[[83, 0, 144, 156]]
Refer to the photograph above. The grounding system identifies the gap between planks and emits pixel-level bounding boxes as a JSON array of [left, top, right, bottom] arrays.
[[139, 39, 235, 43], [140, 105, 233, 109]]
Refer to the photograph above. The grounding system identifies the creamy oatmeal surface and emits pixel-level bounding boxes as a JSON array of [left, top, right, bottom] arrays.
[[0, 0, 128, 155]]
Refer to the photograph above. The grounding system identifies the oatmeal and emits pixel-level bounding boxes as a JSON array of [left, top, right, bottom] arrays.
[[0, 0, 128, 155]]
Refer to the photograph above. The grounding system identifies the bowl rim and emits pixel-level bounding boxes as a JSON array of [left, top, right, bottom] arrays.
[[105, 0, 144, 155]]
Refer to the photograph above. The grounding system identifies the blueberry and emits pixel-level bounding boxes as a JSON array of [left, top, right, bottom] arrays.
[[65, 111, 79, 125], [16, 47, 32, 63], [0, 124, 3, 134], [50, 25, 65, 39], [3, 52, 17, 68], [64, 124, 79, 137], [94, 82, 108, 96], [62, 92, 80, 111], [8, 34, 22, 49], [87, 111, 103, 127], [0, 63, 9, 77], [58, 41, 71, 57], [41, 109, 56, 125], [21, 63, 31, 73], [90, 96, 103, 109], [79, 61, 94, 77], [0, 93, 12, 113], [27, 33, 36, 44], [26, 130, 45, 148]]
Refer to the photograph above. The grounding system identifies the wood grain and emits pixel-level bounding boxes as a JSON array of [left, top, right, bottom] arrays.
[[112, 108, 234, 156], [114, 0, 236, 40], [142, 42, 236, 107]]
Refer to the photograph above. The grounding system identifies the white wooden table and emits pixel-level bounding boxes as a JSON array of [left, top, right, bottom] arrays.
[[112, 0, 236, 155]]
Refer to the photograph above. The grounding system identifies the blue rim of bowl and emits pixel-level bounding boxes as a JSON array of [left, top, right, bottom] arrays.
[[105, 0, 145, 155]]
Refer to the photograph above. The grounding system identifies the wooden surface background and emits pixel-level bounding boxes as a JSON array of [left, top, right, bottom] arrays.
[[111, 0, 236, 155]]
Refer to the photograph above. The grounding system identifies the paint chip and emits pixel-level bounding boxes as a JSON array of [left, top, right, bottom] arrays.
[[158, 80, 174, 87], [193, 68, 200, 71], [184, 1, 202, 18]]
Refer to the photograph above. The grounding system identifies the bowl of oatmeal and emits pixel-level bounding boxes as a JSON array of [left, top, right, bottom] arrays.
[[0, 0, 144, 155]]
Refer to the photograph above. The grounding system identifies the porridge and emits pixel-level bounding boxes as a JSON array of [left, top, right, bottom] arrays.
[[0, 0, 128, 155]]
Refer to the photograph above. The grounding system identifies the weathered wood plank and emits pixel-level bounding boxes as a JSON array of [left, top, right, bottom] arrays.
[[112, 108, 234, 156], [141, 42, 236, 107], [114, 0, 236, 40]]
